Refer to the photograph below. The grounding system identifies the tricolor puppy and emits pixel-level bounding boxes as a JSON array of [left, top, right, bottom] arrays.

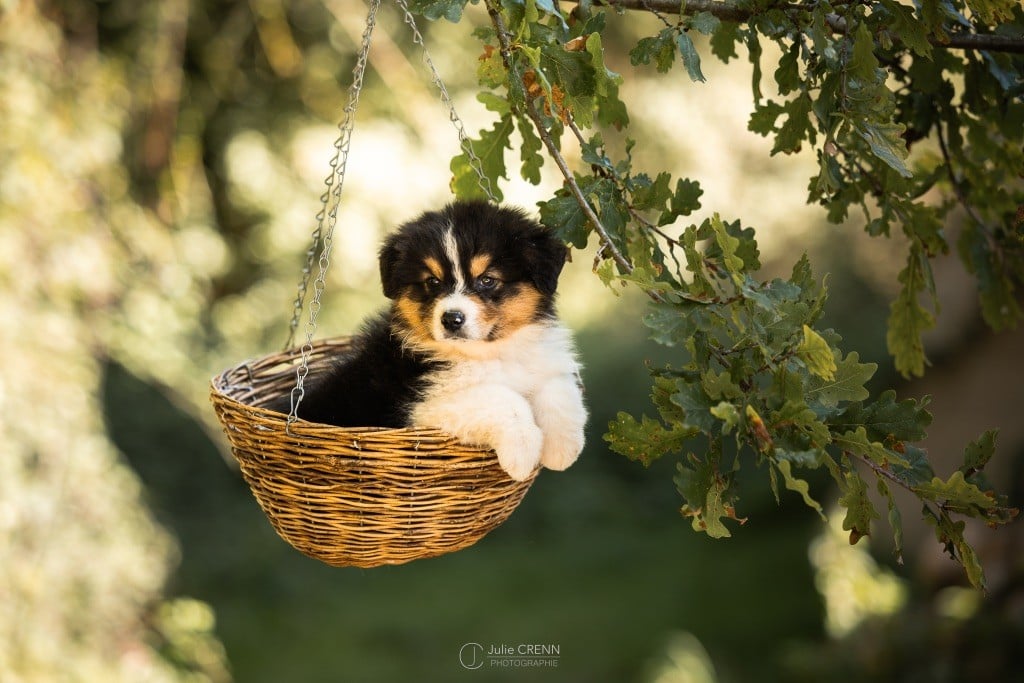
[[278, 200, 586, 481]]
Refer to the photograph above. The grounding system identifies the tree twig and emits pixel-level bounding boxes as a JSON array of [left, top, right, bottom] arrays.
[[484, 0, 640, 282], [845, 448, 947, 524], [936, 120, 993, 240], [565, 117, 686, 277]]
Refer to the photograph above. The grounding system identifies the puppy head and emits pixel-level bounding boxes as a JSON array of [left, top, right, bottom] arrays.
[[379, 200, 567, 353]]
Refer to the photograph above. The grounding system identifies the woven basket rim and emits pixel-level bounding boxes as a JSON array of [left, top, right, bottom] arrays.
[[210, 334, 499, 450]]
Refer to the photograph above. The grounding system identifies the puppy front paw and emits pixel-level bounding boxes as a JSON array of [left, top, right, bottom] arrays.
[[540, 427, 584, 471], [533, 375, 587, 472], [494, 424, 543, 482]]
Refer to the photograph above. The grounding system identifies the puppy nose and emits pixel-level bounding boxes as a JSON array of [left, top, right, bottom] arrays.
[[441, 310, 465, 331]]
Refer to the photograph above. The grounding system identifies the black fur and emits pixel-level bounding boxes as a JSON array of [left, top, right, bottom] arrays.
[[380, 200, 567, 308], [271, 311, 440, 427], [270, 200, 566, 428]]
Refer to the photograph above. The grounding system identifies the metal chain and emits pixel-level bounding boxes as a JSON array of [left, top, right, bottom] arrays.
[[285, 0, 494, 429], [286, 0, 382, 429], [393, 0, 498, 203]]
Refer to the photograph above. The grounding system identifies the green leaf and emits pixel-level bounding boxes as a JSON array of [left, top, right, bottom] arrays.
[[651, 374, 687, 424], [588, 177, 631, 246], [710, 401, 741, 434], [690, 11, 721, 36], [772, 400, 832, 448], [450, 115, 512, 201], [604, 412, 695, 466], [922, 506, 986, 590], [857, 120, 913, 178], [961, 429, 997, 476], [539, 44, 597, 123], [709, 213, 743, 277], [709, 21, 741, 63], [680, 225, 716, 297], [596, 80, 630, 129], [773, 458, 826, 520], [702, 369, 743, 400], [631, 171, 673, 212], [539, 189, 589, 249], [913, 471, 998, 512], [747, 29, 764, 103], [797, 324, 837, 380], [774, 92, 814, 155], [748, 100, 784, 136], [878, 0, 932, 57], [517, 116, 544, 184], [958, 224, 1023, 331], [671, 381, 718, 432], [723, 218, 761, 271], [658, 178, 703, 225], [477, 91, 510, 115], [594, 258, 619, 290], [887, 247, 935, 378], [407, 0, 468, 22], [580, 133, 612, 172], [891, 443, 936, 488], [963, 0, 1016, 24], [476, 45, 505, 88], [848, 21, 880, 83], [675, 454, 742, 538], [585, 32, 621, 97], [776, 448, 826, 469], [830, 390, 933, 443], [675, 32, 706, 83], [877, 479, 904, 564], [774, 42, 800, 96], [532, 0, 568, 27], [630, 29, 676, 74], [834, 426, 908, 469], [838, 469, 879, 544], [643, 303, 687, 346], [806, 351, 876, 408]]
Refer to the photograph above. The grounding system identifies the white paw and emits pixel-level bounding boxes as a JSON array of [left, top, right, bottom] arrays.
[[495, 424, 543, 481], [540, 428, 584, 471]]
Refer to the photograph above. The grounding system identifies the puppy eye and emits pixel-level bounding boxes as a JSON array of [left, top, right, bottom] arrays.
[[475, 275, 497, 290], [424, 276, 441, 289]]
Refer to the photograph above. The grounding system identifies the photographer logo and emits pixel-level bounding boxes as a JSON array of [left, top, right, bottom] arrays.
[[459, 642, 561, 670], [459, 643, 485, 670]]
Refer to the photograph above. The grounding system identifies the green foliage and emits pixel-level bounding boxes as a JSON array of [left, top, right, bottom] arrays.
[[411, 0, 1023, 589]]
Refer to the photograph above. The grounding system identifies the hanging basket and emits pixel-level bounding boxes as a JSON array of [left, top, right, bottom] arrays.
[[208, 0, 536, 568], [210, 336, 537, 568]]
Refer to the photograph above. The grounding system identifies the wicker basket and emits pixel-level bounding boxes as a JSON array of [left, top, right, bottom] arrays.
[[209, 337, 537, 568]]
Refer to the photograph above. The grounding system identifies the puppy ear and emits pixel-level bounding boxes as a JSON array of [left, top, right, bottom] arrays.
[[525, 229, 568, 296], [379, 235, 403, 299]]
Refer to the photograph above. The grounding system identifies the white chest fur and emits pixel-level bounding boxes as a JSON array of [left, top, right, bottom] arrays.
[[423, 323, 579, 395], [410, 322, 587, 481]]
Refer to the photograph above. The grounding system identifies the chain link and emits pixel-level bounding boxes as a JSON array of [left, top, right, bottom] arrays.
[[393, 0, 498, 202], [286, 0, 382, 429]]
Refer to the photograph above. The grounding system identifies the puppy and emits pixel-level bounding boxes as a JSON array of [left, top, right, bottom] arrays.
[[274, 200, 586, 481]]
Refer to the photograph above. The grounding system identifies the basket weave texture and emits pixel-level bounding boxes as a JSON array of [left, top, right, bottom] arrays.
[[209, 337, 537, 568]]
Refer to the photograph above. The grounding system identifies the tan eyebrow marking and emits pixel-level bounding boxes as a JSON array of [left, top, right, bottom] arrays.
[[423, 257, 444, 280], [470, 254, 492, 279]]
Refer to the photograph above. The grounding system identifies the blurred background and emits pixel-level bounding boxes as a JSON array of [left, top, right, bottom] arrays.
[[1, 1, 1022, 681]]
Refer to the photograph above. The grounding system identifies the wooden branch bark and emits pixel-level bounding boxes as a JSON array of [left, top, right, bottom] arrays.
[[576, 0, 1024, 55]]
